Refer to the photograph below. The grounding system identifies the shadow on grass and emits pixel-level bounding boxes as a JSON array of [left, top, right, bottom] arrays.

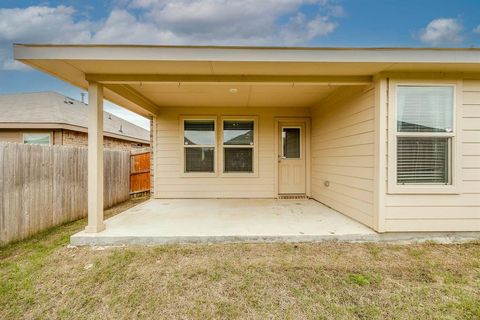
[[0, 197, 149, 259]]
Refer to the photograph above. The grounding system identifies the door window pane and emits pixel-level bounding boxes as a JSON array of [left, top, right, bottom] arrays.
[[282, 128, 300, 158], [23, 133, 51, 145], [397, 137, 450, 184], [224, 148, 253, 172], [185, 147, 214, 172], [397, 86, 453, 133], [184, 120, 215, 145], [223, 121, 254, 145]]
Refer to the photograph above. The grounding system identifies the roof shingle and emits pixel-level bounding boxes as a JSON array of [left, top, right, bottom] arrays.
[[0, 91, 150, 143]]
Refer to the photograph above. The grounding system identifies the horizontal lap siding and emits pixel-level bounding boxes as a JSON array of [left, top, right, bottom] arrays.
[[311, 87, 376, 228], [384, 79, 480, 231], [0, 131, 21, 143], [154, 107, 309, 198]]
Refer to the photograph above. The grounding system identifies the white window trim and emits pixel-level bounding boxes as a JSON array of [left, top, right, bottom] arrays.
[[179, 115, 218, 177], [387, 79, 462, 194], [219, 116, 259, 177], [22, 132, 52, 145]]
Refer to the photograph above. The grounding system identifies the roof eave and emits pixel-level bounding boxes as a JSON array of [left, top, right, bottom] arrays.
[[0, 122, 150, 144], [14, 44, 480, 64]]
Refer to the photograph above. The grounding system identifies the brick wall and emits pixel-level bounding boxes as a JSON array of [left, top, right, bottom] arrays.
[[61, 129, 148, 151]]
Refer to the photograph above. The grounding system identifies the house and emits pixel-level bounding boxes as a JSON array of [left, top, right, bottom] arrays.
[[0, 91, 150, 150], [13, 45, 480, 238]]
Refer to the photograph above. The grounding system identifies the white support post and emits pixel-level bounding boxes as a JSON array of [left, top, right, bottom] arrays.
[[373, 78, 387, 233], [85, 82, 105, 233]]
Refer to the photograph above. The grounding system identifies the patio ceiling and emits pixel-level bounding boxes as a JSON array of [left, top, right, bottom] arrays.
[[111, 83, 340, 108], [14, 45, 480, 116]]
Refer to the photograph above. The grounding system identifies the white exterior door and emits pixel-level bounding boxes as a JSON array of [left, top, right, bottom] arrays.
[[278, 122, 306, 194]]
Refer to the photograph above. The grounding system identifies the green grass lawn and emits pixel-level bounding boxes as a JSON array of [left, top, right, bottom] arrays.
[[1, 199, 479, 320]]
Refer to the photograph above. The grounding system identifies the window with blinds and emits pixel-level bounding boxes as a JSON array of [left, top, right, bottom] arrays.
[[223, 120, 254, 173], [183, 120, 215, 173], [397, 137, 450, 184], [396, 85, 454, 185]]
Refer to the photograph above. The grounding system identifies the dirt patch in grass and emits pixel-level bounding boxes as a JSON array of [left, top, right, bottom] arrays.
[[1, 200, 479, 319]]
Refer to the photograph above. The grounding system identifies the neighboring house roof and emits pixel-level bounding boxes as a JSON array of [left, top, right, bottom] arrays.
[[225, 132, 253, 145], [0, 92, 150, 143]]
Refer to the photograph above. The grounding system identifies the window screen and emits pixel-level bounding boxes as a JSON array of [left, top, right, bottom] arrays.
[[223, 120, 254, 173], [395, 86, 454, 185], [184, 120, 215, 173], [224, 148, 253, 172], [185, 147, 214, 172]]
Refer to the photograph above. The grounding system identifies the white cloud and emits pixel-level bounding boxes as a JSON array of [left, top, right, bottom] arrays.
[[0, 1, 342, 127], [0, 6, 92, 70], [474, 25, 480, 34], [0, 1, 343, 69], [91, 9, 175, 44], [419, 18, 463, 46], [281, 13, 337, 44], [0, 6, 91, 42], [307, 15, 337, 38]]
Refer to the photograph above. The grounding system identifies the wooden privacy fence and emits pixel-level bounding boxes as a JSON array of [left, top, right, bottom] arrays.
[[130, 151, 151, 194], [0, 143, 130, 245]]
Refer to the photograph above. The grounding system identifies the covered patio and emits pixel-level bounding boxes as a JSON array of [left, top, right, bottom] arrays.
[[71, 199, 376, 245], [15, 44, 385, 238], [14, 45, 480, 239]]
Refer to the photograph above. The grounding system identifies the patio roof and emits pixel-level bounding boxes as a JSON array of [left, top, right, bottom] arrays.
[[14, 44, 480, 116]]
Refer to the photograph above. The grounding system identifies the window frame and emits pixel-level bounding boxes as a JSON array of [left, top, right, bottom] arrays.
[[281, 126, 303, 160], [219, 116, 259, 177], [179, 115, 218, 177], [387, 79, 462, 194], [23, 132, 52, 145]]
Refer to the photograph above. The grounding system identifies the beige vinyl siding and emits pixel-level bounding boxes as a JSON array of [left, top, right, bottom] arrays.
[[0, 130, 56, 144], [310, 86, 376, 229], [154, 106, 310, 198], [53, 130, 62, 145], [383, 79, 480, 231], [0, 130, 22, 143]]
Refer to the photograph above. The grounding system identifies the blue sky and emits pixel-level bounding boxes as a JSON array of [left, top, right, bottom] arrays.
[[1, 0, 480, 129]]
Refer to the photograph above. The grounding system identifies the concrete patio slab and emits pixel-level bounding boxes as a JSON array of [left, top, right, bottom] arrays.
[[71, 199, 379, 245], [71, 199, 480, 246]]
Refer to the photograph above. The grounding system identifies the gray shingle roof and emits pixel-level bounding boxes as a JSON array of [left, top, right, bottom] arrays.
[[0, 92, 149, 143]]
